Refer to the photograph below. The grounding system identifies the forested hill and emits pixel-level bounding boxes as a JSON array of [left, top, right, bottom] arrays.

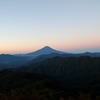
[[0, 56, 100, 99], [19, 56, 100, 89]]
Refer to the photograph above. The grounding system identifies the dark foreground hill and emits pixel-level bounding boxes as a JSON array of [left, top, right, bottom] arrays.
[[22, 52, 100, 67], [0, 70, 80, 100], [19, 56, 100, 89], [0, 69, 100, 100], [0, 56, 100, 100]]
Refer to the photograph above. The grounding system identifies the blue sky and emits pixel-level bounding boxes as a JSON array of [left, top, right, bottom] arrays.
[[0, 0, 100, 53]]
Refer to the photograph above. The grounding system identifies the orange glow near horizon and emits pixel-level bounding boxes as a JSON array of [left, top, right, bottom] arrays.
[[0, 28, 100, 54], [0, 39, 100, 54], [0, 0, 100, 54]]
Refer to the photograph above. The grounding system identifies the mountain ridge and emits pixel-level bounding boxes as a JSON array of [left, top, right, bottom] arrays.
[[20, 46, 65, 57], [18, 56, 100, 89]]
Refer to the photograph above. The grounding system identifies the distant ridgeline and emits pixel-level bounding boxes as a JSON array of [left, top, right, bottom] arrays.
[[0, 46, 100, 70]]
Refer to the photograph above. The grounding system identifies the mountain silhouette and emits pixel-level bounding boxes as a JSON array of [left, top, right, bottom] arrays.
[[17, 46, 100, 58], [25, 46, 65, 57], [19, 56, 100, 89], [0, 54, 30, 70]]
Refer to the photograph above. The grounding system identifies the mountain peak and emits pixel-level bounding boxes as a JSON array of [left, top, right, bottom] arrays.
[[41, 46, 53, 50], [44, 46, 51, 48], [26, 46, 65, 57]]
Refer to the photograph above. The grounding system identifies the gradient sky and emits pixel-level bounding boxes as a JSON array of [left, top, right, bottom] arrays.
[[0, 0, 100, 54]]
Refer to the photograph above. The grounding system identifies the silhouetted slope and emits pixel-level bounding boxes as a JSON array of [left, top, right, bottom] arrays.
[[17, 46, 100, 58], [0, 70, 64, 97], [24, 53, 62, 66], [0, 56, 100, 99], [0, 54, 30, 70], [19, 56, 100, 89], [27, 46, 64, 55], [18, 46, 65, 58], [22, 52, 100, 67], [0, 70, 50, 90]]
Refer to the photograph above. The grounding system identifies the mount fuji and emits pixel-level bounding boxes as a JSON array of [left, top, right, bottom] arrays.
[[25, 46, 65, 57], [17, 46, 100, 58]]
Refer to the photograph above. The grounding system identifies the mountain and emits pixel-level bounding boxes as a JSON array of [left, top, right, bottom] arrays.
[[0, 70, 82, 100], [80, 52, 100, 57], [0, 46, 100, 70], [0, 56, 100, 99], [62, 52, 100, 57], [0, 70, 63, 98], [22, 52, 100, 67], [19, 56, 100, 89], [16, 46, 100, 60], [0, 54, 30, 70], [24, 53, 62, 66], [18, 46, 65, 58]]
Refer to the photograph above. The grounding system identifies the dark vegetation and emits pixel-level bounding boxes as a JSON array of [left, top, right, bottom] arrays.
[[0, 56, 100, 100]]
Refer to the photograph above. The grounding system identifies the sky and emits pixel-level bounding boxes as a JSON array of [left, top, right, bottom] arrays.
[[0, 0, 100, 54]]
